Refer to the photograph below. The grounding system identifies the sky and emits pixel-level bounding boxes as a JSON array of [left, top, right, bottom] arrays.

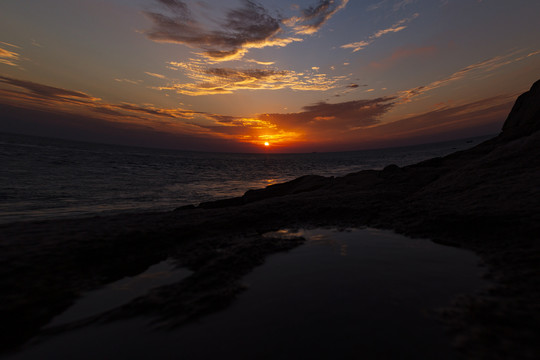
[[1, 0, 539, 153]]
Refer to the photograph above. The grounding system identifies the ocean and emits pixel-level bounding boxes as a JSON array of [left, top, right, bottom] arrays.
[[0, 132, 490, 224]]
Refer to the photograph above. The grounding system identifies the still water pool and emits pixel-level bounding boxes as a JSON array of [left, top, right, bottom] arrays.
[[7, 228, 487, 360]]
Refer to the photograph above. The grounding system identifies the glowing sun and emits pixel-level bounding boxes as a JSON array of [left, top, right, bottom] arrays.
[[264, 142, 270, 147]]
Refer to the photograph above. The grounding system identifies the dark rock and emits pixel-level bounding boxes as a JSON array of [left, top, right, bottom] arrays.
[[383, 164, 400, 172], [243, 175, 332, 202], [174, 204, 196, 211], [500, 79, 540, 140], [198, 196, 244, 209], [199, 175, 333, 209]]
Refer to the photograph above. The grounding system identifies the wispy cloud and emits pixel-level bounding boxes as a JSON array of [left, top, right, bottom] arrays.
[[261, 97, 396, 134], [0, 75, 200, 126], [145, 72, 166, 79], [285, 0, 349, 35], [163, 60, 345, 95], [367, 1, 388, 11], [246, 59, 275, 66], [0, 74, 516, 151], [115, 78, 143, 84], [368, 95, 514, 143], [0, 74, 297, 147], [144, 0, 302, 62], [0, 76, 98, 102], [342, 13, 419, 52], [0, 41, 21, 49], [145, 0, 346, 62], [398, 49, 540, 102], [0, 45, 21, 67], [368, 0, 415, 12], [191, 96, 395, 146], [393, 0, 415, 12]]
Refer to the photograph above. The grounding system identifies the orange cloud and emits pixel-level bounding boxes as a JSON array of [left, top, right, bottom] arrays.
[[145, 72, 166, 79], [0, 46, 21, 67], [341, 13, 419, 52], [0, 75, 207, 136], [164, 61, 345, 95], [0, 74, 517, 153], [144, 0, 303, 62], [285, 0, 349, 35], [145, 0, 346, 63], [258, 97, 396, 141]]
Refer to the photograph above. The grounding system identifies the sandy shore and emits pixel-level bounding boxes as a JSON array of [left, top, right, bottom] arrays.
[[1, 80, 539, 359]]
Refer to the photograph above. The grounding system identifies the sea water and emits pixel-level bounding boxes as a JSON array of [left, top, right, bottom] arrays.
[[0, 132, 490, 224]]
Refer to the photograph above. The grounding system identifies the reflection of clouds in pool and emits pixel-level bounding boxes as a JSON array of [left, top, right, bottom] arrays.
[[14, 228, 488, 360]]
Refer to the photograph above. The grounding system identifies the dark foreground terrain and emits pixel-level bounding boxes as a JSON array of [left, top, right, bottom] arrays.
[[1, 80, 539, 359]]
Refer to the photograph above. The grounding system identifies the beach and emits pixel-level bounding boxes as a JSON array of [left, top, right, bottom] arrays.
[[1, 79, 539, 359]]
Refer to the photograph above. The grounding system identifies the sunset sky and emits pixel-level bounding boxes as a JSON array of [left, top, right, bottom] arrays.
[[1, 0, 539, 152]]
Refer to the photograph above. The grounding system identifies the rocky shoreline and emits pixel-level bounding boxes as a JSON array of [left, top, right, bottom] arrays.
[[1, 80, 539, 359]]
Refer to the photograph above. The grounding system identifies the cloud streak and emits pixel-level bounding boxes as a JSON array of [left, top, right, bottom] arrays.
[[163, 61, 345, 95], [0, 74, 516, 152], [398, 49, 540, 102], [342, 13, 419, 52], [0, 45, 21, 67], [285, 0, 349, 35], [0, 76, 97, 102], [144, 0, 300, 62], [0, 75, 201, 130], [260, 97, 396, 134], [145, 72, 166, 79], [144, 0, 347, 62]]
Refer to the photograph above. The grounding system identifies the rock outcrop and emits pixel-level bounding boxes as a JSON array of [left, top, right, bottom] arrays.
[[501, 79, 540, 140]]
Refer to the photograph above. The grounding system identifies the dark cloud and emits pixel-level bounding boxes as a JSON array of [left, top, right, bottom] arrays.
[[145, 0, 285, 61], [92, 106, 126, 117], [288, 0, 349, 35], [0, 75, 94, 101], [261, 97, 396, 131], [205, 67, 288, 80], [156, 0, 189, 13], [347, 83, 359, 88], [0, 103, 259, 153], [144, 0, 347, 61], [372, 96, 513, 140], [206, 114, 238, 124], [164, 62, 340, 95], [0, 75, 209, 134], [115, 104, 176, 118]]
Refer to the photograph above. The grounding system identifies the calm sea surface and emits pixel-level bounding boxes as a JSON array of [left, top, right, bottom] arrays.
[[0, 132, 490, 224]]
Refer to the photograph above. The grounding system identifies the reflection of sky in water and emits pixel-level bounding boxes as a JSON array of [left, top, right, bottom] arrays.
[[8, 228, 489, 360], [265, 228, 356, 256], [47, 260, 191, 327]]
